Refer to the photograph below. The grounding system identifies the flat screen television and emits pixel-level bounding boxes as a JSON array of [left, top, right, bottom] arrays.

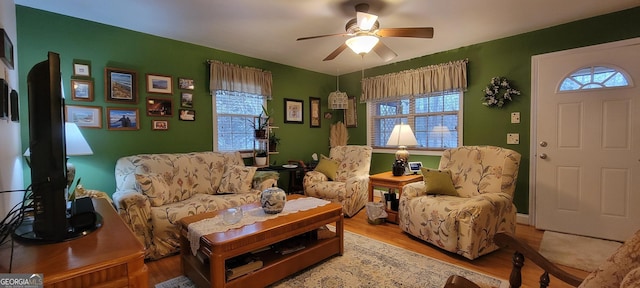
[[13, 52, 99, 243]]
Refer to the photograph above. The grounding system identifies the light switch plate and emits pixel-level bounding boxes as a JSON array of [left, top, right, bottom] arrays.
[[511, 112, 520, 124], [507, 133, 520, 144]]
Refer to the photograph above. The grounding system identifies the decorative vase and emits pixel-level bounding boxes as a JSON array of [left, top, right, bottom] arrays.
[[261, 186, 286, 214]]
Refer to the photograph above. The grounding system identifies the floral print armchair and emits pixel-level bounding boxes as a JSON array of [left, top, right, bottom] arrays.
[[399, 146, 521, 260], [303, 145, 372, 217]]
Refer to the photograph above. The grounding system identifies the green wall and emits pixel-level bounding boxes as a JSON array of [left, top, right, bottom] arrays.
[[17, 6, 640, 214], [340, 7, 640, 213], [16, 6, 337, 195]]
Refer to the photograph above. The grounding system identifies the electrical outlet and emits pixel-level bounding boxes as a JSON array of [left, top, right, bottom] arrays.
[[507, 133, 520, 145], [511, 112, 521, 124]]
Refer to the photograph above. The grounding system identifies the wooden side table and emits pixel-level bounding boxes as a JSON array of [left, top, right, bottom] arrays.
[[368, 171, 423, 224]]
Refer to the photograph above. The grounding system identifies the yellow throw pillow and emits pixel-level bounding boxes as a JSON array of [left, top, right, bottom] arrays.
[[314, 154, 340, 180], [421, 167, 458, 196]]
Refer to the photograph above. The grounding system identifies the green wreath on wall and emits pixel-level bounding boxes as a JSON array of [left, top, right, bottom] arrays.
[[481, 76, 521, 108]]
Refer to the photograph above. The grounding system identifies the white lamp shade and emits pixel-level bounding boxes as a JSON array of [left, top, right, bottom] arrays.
[[346, 35, 379, 54], [65, 122, 93, 155], [24, 122, 93, 156], [386, 124, 418, 147]]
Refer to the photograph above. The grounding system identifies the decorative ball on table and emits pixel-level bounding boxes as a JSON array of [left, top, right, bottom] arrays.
[[261, 186, 287, 214], [482, 76, 521, 108]]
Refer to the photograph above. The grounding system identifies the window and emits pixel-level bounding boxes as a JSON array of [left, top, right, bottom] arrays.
[[368, 90, 462, 152], [214, 90, 266, 152], [559, 66, 630, 91]]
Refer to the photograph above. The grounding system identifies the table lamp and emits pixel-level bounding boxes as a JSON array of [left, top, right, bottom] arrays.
[[24, 122, 94, 189], [386, 123, 418, 163]]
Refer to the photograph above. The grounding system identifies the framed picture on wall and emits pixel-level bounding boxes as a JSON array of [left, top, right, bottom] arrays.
[[105, 67, 138, 104], [107, 107, 139, 130], [0, 29, 14, 69], [73, 63, 91, 77], [284, 98, 303, 124], [181, 92, 193, 108], [146, 74, 173, 94], [71, 79, 94, 101], [65, 105, 102, 128], [146, 97, 173, 116], [309, 97, 321, 128], [344, 96, 357, 128], [179, 109, 195, 121], [178, 78, 194, 90], [152, 120, 169, 131]]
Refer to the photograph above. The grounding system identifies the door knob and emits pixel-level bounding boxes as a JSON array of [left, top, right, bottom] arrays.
[[539, 153, 547, 159], [539, 141, 547, 147]]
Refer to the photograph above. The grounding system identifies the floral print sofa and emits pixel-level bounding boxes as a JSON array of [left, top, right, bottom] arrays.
[[113, 151, 277, 259], [399, 146, 521, 260], [303, 145, 372, 217]]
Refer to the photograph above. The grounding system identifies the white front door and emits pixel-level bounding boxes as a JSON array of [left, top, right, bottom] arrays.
[[532, 38, 640, 241]]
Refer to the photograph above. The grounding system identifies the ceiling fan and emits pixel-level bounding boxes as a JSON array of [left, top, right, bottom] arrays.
[[297, 3, 434, 61]]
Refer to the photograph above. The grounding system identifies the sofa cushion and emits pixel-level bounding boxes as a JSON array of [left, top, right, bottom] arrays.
[[135, 173, 171, 206], [421, 167, 458, 196], [314, 155, 340, 180], [218, 165, 257, 193]]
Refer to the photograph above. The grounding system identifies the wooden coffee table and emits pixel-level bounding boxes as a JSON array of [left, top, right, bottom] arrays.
[[178, 195, 343, 288]]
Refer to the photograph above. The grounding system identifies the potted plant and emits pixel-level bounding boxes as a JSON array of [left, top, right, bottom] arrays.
[[252, 106, 270, 139], [254, 149, 268, 166], [269, 132, 280, 152]]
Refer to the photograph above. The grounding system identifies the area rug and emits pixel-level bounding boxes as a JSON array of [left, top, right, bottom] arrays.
[[539, 231, 622, 272], [156, 230, 508, 288]]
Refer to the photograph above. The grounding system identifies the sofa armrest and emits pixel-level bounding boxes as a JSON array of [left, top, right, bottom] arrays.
[[344, 175, 369, 198], [253, 171, 279, 191], [112, 189, 153, 250], [303, 170, 328, 185], [400, 181, 428, 200]]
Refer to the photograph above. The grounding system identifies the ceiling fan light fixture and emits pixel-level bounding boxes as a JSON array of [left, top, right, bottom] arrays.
[[356, 11, 378, 31], [346, 35, 379, 55]]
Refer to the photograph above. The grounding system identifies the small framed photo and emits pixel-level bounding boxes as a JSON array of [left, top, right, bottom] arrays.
[[309, 97, 321, 128], [1, 79, 7, 119], [65, 105, 102, 128], [71, 79, 94, 101], [146, 97, 173, 116], [10, 89, 18, 122], [107, 107, 139, 130], [284, 98, 303, 124], [179, 109, 195, 121], [178, 78, 194, 90], [1, 29, 14, 70], [105, 67, 138, 104], [152, 120, 169, 131], [146, 74, 173, 94], [181, 92, 193, 108], [344, 96, 358, 128], [73, 63, 91, 77]]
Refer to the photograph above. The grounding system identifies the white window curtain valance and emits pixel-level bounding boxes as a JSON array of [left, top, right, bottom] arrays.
[[361, 59, 468, 101], [209, 60, 273, 99]]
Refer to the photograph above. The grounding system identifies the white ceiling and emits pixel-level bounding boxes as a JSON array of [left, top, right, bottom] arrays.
[[15, 0, 640, 76]]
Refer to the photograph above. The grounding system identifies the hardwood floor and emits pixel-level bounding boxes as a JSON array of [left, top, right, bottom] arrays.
[[146, 210, 590, 288]]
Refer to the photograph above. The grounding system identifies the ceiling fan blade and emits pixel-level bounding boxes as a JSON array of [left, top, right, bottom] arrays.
[[377, 27, 434, 38], [323, 43, 349, 61], [373, 41, 397, 62], [357, 11, 378, 31], [297, 33, 348, 41]]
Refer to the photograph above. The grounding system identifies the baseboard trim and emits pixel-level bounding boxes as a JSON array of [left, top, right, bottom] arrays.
[[517, 213, 530, 225]]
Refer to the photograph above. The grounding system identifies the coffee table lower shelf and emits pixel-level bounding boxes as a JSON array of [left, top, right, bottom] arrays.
[[182, 234, 341, 288]]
